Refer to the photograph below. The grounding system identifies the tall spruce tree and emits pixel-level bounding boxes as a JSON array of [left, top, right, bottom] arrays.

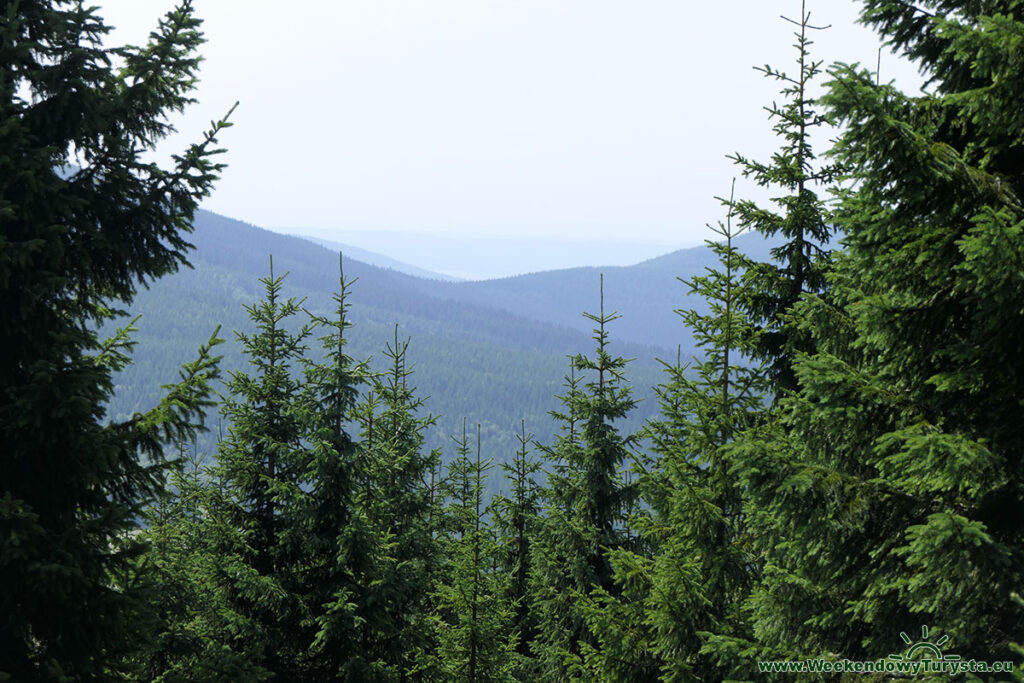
[[136, 260, 368, 682], [200, 259, 314, 678], [0, 2, 232, 678], [528, 364, 585, 681], [301, 255, 369, 680], [348, 327, 441, 680], [442, 419, 477, 541], [575, 191, 770, 682], [727, 0, 838, 396], [654, 198, 769, 681], [530, 277, 639, 680], [734, 0, 1024, 667]]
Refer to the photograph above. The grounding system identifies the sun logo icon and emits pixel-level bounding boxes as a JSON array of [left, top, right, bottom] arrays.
[[889, 625, 960, 663]]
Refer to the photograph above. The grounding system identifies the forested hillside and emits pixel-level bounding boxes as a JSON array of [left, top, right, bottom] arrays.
[[108, 208, 680, 466], [4, 1, 1023, 682], [422, 231, 780, 350], [109, 208, 786, 467]]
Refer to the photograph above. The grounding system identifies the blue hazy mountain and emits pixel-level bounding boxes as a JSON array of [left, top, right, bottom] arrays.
[[286, 228, 678, 280], [297, 234, 465, 282], [405, 230, 781, 352]]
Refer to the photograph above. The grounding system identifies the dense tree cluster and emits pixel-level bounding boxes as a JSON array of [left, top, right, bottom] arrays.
[[3, 1, 1023, 681]]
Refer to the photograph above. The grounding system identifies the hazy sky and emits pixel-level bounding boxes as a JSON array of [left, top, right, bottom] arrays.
[[96, 1, 922, 250]]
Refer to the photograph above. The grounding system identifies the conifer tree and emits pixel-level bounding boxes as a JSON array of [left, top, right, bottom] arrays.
[[301, 255, 369, 680], [530, 278, 639, 679], [575, 191, 770, 682], [0, 2, 232, 677], [648, 196, 768, 681], [135, 442, 269, 682], [135, 444, 208, 680], [443, 419, 478, 540], [348, 327, 442, 680], [727, 0, 838, 395], [735, 0, 1024, 666], [199, 259, 314, 677], [528, 364, 585, 680], [434, 424, 516, 682], [492, 421, 543, 679]]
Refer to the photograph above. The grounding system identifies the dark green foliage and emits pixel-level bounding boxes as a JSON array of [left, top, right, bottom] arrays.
[[530, 277, 640, 680], [527, 365, 586, 681], [136, 444, 271, 682], [442, 419, 479, 539], [434, 423, 516, 682], [199, 260, 314, 677], [727, 0, 838, 395], [568, 278, 639, 593], [300, 257, 369, 681], [136, 258, 373, 682], [0, 1, 231, 678], [734, 0, 1024, 666], [492, 422, 544, 679], [574, 196, 771, 682], [346, 327, 442, 680], [647, 205, 768, 681], [9, 0, 1024, 679]]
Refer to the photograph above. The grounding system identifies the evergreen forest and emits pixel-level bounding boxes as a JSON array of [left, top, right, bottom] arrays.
[[2, 1, 1024, 681]]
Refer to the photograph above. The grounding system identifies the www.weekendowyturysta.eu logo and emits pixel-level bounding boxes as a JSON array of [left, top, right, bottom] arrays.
[[756, 625, 1016, 676]]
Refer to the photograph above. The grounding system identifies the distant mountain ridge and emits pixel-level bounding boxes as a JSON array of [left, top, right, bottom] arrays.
[[284, 228, 679, 280], [297, 234, 465, 282], [350, 228, 784, 352]]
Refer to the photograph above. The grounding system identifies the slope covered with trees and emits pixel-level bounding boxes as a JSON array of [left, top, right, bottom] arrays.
[[105, 208, 672, 471]]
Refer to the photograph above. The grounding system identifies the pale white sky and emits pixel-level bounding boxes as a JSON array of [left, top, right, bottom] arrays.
[[96, 1, 922, 249]]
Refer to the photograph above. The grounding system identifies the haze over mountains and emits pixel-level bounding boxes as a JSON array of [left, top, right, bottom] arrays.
[[109, 209, 780, 474], [291, 228, 680, 280], [298, 235, 465, 282]]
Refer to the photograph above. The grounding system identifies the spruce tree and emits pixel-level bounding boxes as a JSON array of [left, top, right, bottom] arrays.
[[727, 0, 838, 395], [135, 441, 270, 682], [574, 192, 770, 682], [200, 259, 314, 677], [135, 444, 207, 680], [530, 277, 639, 680], [442, 418, 478, 541], [492, 421, 543, 680], [0, 2, 232, 678], [528, 364, 585, 680], [647, 197, 768, 681], [348, 327, 441, 680], [301, 255, 369, 680], [434, 424, 516, 682], [735, 0, 1024, 666]]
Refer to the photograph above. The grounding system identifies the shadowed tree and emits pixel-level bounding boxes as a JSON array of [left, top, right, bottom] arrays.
[[200, 259, 314, 677], [346, 327, 442, 680], [0, 2, 233, 678]]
